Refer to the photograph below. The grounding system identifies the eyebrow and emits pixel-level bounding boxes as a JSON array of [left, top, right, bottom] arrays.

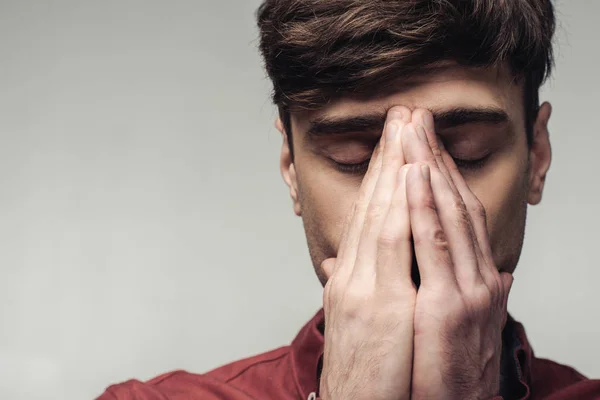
[[306, 107, 510, 137]]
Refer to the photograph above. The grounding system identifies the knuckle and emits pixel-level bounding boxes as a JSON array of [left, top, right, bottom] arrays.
[[447, 195, 470, 224], [409, 189, 435, 212], [415, 225, 448, 250], [469, 285, 493, 309], [366, 202, 388, 222], [377, 227, 409, 250], [340, 285, 370, 316], [469, 198, 487, 221]]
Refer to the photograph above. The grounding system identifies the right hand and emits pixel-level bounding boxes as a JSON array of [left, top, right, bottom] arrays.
[[319, 106, 416, 400]]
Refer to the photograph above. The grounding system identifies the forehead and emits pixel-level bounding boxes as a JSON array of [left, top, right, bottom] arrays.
[[292, 65, 524, 130]]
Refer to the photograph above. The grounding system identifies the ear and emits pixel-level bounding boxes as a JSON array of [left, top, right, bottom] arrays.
[[527, 102, 553, 205], [276, 118, 302, 216]]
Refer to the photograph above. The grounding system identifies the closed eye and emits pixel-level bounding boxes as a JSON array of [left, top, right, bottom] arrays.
[[451, 154, 491, 170], [332, 158, 371, 175]]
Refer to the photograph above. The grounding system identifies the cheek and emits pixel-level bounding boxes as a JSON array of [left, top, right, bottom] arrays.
[[296, 155, 361, 257], [470, 151, 529, 270]]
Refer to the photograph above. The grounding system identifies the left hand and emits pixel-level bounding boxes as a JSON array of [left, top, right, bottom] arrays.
[[402, 109, 514, 400]]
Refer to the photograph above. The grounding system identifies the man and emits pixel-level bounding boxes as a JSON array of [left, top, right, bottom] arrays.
[[98, 1, 600, 399]]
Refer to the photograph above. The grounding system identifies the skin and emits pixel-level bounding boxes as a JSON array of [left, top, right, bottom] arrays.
[[276, 64, 552, 399]]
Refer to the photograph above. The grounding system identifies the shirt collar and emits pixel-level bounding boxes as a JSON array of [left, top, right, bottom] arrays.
[[290, 309, 324, 399], [290, 309, 535, 400]]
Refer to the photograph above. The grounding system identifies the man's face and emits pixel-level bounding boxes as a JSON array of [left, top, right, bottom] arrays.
[[278, 65, 552, 285]]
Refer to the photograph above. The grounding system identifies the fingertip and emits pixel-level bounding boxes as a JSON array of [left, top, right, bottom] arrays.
[[398, 162, 412, 184], [412, 108, 435, 133], [401, 122, 418, 153], [321, 258, 337, 279], [388, 105, 412, 123], [420, 163, 431, 182], [406, 162, 424, 188], [500, 272, 515, 292]]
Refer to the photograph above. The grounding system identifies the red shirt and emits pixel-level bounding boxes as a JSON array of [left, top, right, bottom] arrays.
[[97, 310, 600, 400]]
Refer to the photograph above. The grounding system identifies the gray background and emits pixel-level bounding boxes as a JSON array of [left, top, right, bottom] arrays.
[[0, 1, 598, 399]]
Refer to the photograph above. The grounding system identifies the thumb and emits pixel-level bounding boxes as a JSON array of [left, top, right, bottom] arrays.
[[499, 272, 514, 327], [321, 258, 338, 311], [321, 258, 337, 280], [499, 271, 514, 295]]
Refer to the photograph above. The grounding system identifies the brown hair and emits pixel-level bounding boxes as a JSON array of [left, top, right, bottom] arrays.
[[256, 0, 556, 149]]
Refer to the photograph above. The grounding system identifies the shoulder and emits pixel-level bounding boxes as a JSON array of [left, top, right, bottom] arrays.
[[204, 345, 292, 382], [97, 346, 296, 400], [530, 357, 600, 399], [532, 357, 587, 382]]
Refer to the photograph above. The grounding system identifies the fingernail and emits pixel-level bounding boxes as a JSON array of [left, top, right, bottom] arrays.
[[399, 164, 411, 183], [437, 136, 445, 150], [420, 164, 430, 181], [416, 126, 428, 143], [388, 106, 409, 122], [386, 122, 399, 141], [422, 113, 435, 133]]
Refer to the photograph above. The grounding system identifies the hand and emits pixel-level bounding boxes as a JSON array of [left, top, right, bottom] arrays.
[[319, 106, 416, 400], [402, 109, 514, 400]]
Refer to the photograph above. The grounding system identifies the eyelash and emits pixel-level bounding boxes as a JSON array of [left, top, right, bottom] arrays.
[[333, 159, 371, 175], [333, 155, 490, 175], [453, 154, 490, 170]]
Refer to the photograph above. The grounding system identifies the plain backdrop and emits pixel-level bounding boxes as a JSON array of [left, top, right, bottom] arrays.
[[0, 1, 598, 399]]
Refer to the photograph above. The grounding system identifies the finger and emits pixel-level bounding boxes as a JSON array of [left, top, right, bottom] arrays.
[[321, 258, 336, 280], [403, 120, 482, 287], [428, 165, 484, 287], [333, 142, 382, 281], [401, 119, 459, 199], [321, 258, 337, 311], [352, 107, 411, 279], [499, 272, 514, 327], [412, 108, 455, 186], [439, 148, 498, 286], [408, 109, 485, 286], [336, 106, 410, 281], [401, 122, 438, 171], [375, 164, 413, 287], [411, 108, 484, 272], [406, 163, 456, 288], [500, 272, 514, 299]]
